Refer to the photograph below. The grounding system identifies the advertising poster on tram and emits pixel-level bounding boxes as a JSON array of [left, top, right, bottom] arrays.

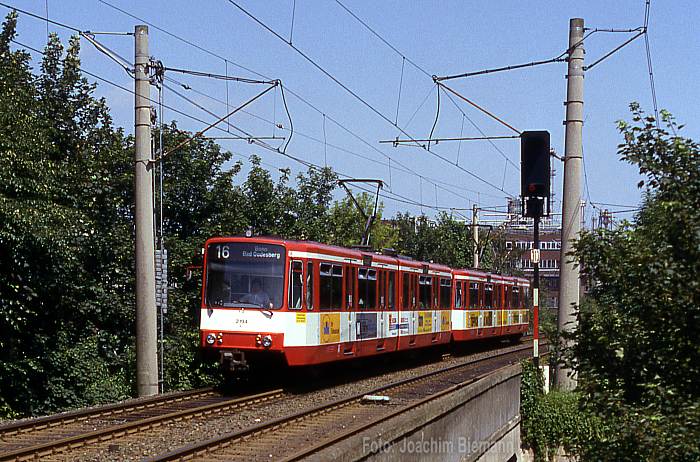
[[320, 313, 340, 344]]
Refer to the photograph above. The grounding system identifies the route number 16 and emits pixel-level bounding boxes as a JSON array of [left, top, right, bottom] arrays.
[[216, 245, 230, 259]]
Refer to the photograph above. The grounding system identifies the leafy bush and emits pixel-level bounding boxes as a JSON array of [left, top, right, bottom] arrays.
[[521, 360, 600, 462]]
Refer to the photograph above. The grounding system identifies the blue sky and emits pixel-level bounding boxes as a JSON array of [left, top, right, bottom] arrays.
[[6, 1, 699, 225]]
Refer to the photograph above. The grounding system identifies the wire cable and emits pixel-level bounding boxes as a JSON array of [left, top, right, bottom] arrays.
[[583, 30, 645, 71], [333, 0, 432, 78], [80, 32, 133, 75], [437, 82, 520, 135], [0, 1, 81, 32], [394, 57, 405, 125], [427, 83, 440, 150], [162, 66, 275, 85], [643, 0, 660, 128], [289, 0, 296, 44], [436, 56, 566, 82], [225, 0, 512, 197]]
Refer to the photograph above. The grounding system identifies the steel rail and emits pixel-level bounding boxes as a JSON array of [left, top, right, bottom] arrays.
[[0, 389, 284, 462], [0, 387, 216, 438], [147, 339, 546, 461]]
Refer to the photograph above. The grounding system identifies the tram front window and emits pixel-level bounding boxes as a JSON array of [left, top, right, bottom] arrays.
[[206, 242, 285, 309]]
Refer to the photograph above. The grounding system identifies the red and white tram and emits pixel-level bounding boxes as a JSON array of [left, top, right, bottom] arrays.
[[200, 236, 529, 371]]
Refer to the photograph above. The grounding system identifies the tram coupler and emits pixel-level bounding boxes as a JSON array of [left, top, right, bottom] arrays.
[[220, 349, 249, 373]]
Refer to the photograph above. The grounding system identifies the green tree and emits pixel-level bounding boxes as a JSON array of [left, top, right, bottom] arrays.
[[327, 192, 396, 249], [292, 166, 337, 241], [392, 212, 500, 270], [0, 14, 132, 415], [567, 105, 700, 461]]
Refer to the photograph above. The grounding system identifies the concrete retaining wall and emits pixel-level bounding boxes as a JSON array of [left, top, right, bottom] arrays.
[[307, 363, 523, 462]]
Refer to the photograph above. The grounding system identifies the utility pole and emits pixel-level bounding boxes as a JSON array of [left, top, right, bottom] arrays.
[[134, 25, 158, 397], [472, 204, 479, 268], [557, 18, 585, 390]]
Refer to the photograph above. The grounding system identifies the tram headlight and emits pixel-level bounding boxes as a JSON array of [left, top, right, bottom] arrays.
[[261, 335, 273, 348], [206, 333, 216, 345]]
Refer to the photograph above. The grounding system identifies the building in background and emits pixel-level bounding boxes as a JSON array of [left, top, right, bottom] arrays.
[[500, 198, 563, 309]]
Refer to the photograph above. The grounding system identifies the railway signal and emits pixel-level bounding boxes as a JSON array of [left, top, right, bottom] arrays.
[[521, 130, 551, 218], [520, 130, 550, 368]]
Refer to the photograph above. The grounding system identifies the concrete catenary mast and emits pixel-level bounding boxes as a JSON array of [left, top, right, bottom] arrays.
[[134, 25, 158, 397], [557, 18, 585, 390]]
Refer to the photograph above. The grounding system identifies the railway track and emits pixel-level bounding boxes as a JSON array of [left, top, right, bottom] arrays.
[[148, 339, 546, 462], [0, 388, 284, 462]]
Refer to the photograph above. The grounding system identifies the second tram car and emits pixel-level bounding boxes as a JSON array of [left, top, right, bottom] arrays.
[[200, 236, 529, 371]]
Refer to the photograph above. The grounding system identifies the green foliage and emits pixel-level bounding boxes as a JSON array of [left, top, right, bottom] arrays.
[[1, 14, 133, 416], [327, 192, 397, 248], [521, 360, 601, 462], [392, 212, 473, 268], [565, 105, 700, 461], [39, 334, 131, 414]]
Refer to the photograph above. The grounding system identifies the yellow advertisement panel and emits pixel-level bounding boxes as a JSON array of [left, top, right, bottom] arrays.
[[319, 313, 341, 344], [296, 313, 306, 323], [467, 312, 479, 329], [418, 311, 433, 334], [440, 311, 451, 331]]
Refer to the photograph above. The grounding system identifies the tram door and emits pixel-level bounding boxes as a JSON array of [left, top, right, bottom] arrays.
[[401, 272, 417, 345], [377, 270, 386, 351], [343, 266, 355, 356], [477, 282, 485, 336], [431, 277, 439, 343]]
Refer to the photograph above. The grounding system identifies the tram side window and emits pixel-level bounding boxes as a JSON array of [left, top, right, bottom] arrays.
[[455, 281, 462, 308], [484, 283, 494, 308], [388, 271, 395, 310], [523, 287, 530, 308], [358, 268, 377, 309], [512, 286, 520, 309], [319, 263, 343, 311], [504, 286, 510, 308], [439, 278, 452, 308], [402, 273, 409, 309], [288, 260, 303, 309], [469, 282, 479, 308], [419, 275, 432, 309], [306, 262, 314, 310], [494, 285, 502, 308]]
